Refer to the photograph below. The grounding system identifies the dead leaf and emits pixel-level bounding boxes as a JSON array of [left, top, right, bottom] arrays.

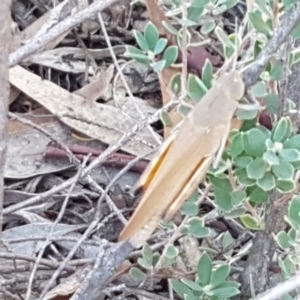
[[75, 64, 114, 101], [9, 66, 160, 157]]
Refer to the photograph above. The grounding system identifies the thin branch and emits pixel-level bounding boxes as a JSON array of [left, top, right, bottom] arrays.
[[243, 1, 300, 89], [9, 0, 119, 67], [0, 0, 11, 244]]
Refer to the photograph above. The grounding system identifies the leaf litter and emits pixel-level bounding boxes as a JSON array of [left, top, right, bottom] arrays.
[[2, 0, 255, 299]]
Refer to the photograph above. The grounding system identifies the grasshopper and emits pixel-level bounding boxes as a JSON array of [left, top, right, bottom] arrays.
[[119, 70, 245, 248]]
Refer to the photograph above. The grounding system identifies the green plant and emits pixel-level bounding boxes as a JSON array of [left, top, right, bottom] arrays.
[[170, 252, 240, 299], [126, 0, 300, 298]]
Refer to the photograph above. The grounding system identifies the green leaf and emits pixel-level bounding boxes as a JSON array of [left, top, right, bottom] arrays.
[[240, 118, 257, 132], [215, 26, 234, 49], [180, 201, 199, 216], [265, 93, 279, 114], [133, 30, 149, 52], [126, 45, 147, 56], [235, 168, 256, 186], [178, 104, 192, 117], [197, 252, 212, 286], [185, 217, 210, 238], [170, 279, 195, 298], [288, 227, 297, 240], [129, 53, 152, 65], [209, 175, 234, 211], [163, 45, 178, 67], [142, 243, 153, 266], [271, 117, 292, 143], [187, 190, 199, 203], [251, 81, 268, 97], [154, 38, 168, 55], [272, 160, 294, 179], [276, 179, 296, 193], [169, 72, 181, 95], [249, 10, 272, 36], [181, 278, 203, 292], [137, 257, 152, 270], [163, 21, 178, 35], [188, 6, 204, 22], [243, 128, 267, 157], [152, 60, 166, 72], [230, 190, 246, 206], [129, 267, 147, 282], [246, 158, 267, 179], [290, 48, 300, 66], [166, 245, 179, 259], [201, 59, 213, 89], [161, 256, 176, 268], [184, 295, 198, 300], [270, 60, 282, 81], [276, 231, 294, 249], [240, 214, 262, 230], [210, 265, 230, 288], [247, 185, 269, 203], [234, 156, 253, 168], [187, 74, 208, 101], [201, 19, 216, 35], [256, 0, 273, 17], [289, 196, 300, 224], [209, 175, 232, 191], [291, 21, 300, 39], [236, 108, 259, 120], [257, 172, 275, 191], [211, 285, 240, 298], [231, 133, 244, 159], [279, 149, 300, 162], [160, 110, 173, 127], [263, 149, 279, 165], [191, 0, 210, 7], [144, 22, 159, 51], [284, 134, 300, 151]]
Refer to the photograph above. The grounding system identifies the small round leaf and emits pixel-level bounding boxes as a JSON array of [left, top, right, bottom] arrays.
[[257, 172, 275, 191], [243, 128, 267, 157], [284, 134, 300, 151], [279, 148, 300, 162], [201, 19, 216, 35], [271, 117, 292, 143], [276, 231, 294, 249], [231, 133, 244, 159], [152, 60, 166, 72], [187, 74, 208, 101], [166, 245, 179, 259], [234, 156, 253, 168], [247, 185, 268, 203], [240, 214, 263, 230], [180, 201, 199, 216], [272, 160, 294, 179], [276, 179, 296, 193], [246, 158, 267, 179], [129, 267, 147, 282], [235, 168, 256, 186], [263, 149, 279, 165], [230, 190, 246, 206], [163, 45, 178, 67], [154, 38, 168, 55]]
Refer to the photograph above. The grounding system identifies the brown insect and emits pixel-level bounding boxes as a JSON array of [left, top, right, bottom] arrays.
[[119, 70, 245, 248]]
